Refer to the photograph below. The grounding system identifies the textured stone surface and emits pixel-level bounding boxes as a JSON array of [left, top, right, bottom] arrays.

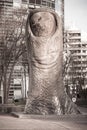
[[1, 114, 87, 130], [25, 8, 80, 115]]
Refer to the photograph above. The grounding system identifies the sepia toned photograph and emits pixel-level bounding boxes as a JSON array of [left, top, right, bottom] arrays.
[[0, 0, 87, 130]]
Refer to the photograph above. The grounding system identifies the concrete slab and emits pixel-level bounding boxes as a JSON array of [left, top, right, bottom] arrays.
[[0, 106, 87, 130], [0, 114, 87, 130], [11, 112, 87, 121]]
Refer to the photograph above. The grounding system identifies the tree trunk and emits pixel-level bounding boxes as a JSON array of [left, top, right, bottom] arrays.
[[25, 8, 80, 115], [3, 74, 8, 104]]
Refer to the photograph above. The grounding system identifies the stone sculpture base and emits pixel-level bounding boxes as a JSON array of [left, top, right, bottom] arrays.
[[25, 92, 80, 115]]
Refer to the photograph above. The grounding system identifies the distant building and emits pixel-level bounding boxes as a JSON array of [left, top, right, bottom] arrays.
[[64, 30, 87, 100], [13, 0, 55, 9]]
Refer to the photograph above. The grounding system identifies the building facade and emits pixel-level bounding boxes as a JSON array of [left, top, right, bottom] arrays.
[[64, 30, 87, 101], [13, 0, 55, 9]]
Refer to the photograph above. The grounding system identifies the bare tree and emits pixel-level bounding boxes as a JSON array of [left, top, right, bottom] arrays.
[[0, 8, 27, 103]]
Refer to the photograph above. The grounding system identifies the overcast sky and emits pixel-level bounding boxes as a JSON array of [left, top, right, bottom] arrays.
[[65, 0, 87, 41]]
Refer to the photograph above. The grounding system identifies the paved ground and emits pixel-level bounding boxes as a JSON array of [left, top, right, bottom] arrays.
[[0, 107, 87, 130]]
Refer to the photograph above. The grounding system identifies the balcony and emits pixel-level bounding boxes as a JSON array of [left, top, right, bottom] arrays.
[[66, 47, 87, 51], [72, 53, 87, 56], [29, 0, 55, 9]]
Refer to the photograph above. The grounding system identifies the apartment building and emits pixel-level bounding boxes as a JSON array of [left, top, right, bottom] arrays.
[[13, 0, 55, 9], [64, 30, 87, 100]]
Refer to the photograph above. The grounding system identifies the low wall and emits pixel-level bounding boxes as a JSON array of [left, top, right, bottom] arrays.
[[0, 104, 25, 113]]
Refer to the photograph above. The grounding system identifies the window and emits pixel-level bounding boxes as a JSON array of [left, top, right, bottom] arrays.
[[29, 0, 35, 4], [42, 0, 47, 6], [52, 2, 55, 8], [82, 44, 86, 47], [78, 44, 81, 47], [78, 56, 81, 59], [36, 0, 41, 4], [77, 50, 81, 53], [13, 0, 21, 7], [83, 50, 86, 53], [22, 0, 27, 3], [82, 56, 86, 58], [47, 1, 50, 7], [9, 93, 14, 96], [14, 87, 21, 90], [14, 84, 21, 86]]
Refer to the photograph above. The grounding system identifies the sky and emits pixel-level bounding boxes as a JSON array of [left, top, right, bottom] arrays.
[[64, 0, 87, 41]]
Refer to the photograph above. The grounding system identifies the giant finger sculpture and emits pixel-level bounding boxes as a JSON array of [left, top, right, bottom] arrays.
[[25, 8, 80, 115]]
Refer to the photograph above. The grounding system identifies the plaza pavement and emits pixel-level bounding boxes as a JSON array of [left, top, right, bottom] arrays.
[[0, 106, 87, 130]]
